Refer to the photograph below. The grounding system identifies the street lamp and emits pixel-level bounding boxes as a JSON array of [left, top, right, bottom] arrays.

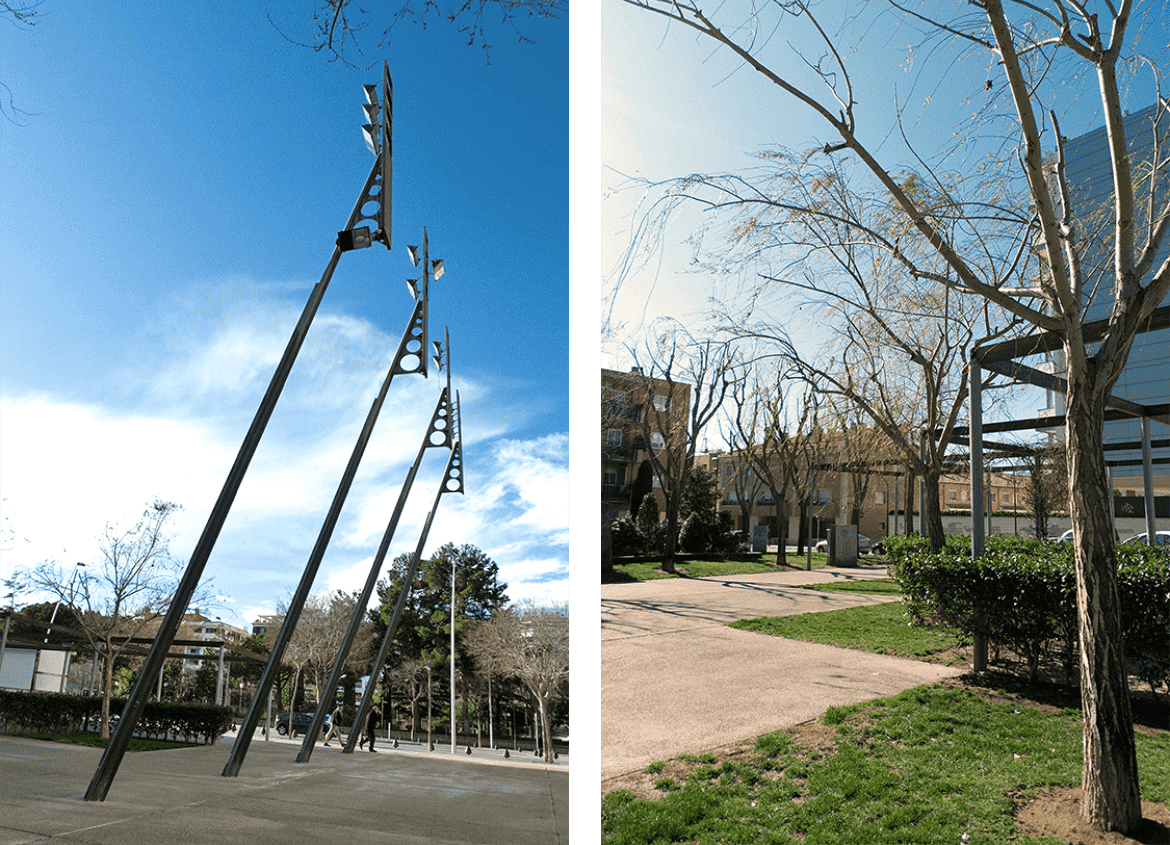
[[426, 664, 433, 751], [46, 562, 85, 643], [450, 559, 457, 753]]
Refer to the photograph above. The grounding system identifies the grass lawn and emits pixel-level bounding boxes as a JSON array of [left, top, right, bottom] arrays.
[[602, 683, 1170, 844], [798, 577, 903, 595], [17, 731, 197, 752], [730, 599, 967, 661], [605, 552, 870, 582]]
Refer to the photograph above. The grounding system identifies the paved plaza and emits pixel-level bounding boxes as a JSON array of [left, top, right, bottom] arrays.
[[601, 565, 964, 781], [0, 730, 568, 844]]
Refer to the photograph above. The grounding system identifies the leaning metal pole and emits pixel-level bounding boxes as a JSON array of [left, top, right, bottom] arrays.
[[343, 394, 463, 754], [296, 335, 452, 763], [84, 156, 383, 803], [222, 293, 430, 778]]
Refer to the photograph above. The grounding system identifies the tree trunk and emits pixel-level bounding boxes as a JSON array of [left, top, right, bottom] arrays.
[[904, 468, 915, 537], [100, 649, 114, 739], [920, 468, 946, 552], [538, 692, 555, 764], [1065, 385, 1142, 833], [662, 493, 680, 573]]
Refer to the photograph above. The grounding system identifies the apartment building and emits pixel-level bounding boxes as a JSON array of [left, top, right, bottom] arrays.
[[699, 446, 1031, 548], [601, 367, 691, 520], [179, 609, 249, 668]]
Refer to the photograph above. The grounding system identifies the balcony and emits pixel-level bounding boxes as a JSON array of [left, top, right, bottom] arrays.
[[602, 443, 638, 462], [603, 483, 632, 503], [602, 402, 643, 423]]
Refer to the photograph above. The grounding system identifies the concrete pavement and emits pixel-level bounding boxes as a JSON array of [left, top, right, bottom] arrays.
[[0, 729, 567, 844], [601, 565, 963, 781]]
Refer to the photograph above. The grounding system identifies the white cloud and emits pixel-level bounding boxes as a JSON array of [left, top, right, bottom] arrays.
[[1, 287, 568, 628]]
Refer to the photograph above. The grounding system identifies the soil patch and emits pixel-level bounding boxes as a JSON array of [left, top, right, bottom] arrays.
[[1015, 787, 1170, 845]]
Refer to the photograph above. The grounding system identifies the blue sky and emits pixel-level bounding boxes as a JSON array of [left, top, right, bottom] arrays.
[[1, 3, 569, 627]]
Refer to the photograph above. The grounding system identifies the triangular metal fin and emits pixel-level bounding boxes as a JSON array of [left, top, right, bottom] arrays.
[[389, 299, 427, 378], [424, 387, 452, 450]]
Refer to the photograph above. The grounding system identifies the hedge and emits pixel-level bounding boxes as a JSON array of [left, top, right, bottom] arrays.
[[886, 534, 1169, 694], [0, 690, 233, 745]]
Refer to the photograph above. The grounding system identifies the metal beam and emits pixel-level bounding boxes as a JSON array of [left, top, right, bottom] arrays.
[[977, 305, 1170, 364], [83, 158, 383, 802], [222, 294, 429, 779], [295, 372, 453, 763]]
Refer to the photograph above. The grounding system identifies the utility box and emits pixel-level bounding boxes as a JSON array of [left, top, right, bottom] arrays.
[[828, 524, 859, 567]]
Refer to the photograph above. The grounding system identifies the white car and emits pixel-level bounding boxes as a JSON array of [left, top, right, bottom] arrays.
[[1122, 531, 1170, 546], [814, 534, 871, 554]]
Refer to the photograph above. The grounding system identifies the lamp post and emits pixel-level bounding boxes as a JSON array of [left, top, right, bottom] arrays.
[[450, 558, 457, 753], [426, 665, 433, 751], [46, 563, 85, 643]]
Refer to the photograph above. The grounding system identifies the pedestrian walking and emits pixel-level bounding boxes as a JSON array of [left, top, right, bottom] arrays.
[[359, 704, 381, 752], [321, 704, 344, 747]]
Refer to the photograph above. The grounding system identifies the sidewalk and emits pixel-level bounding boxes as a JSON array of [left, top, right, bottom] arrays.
[[601, 566, 963, 781], [0, 729, 567, 845]]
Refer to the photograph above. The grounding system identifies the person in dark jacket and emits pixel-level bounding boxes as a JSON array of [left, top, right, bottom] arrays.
[[359, 704, 380, 752]]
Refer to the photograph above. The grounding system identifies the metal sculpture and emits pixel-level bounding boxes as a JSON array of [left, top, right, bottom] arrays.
[[84, 63, 395, 803], [294, 330, 454, 764], [342, 386, 464, 754]]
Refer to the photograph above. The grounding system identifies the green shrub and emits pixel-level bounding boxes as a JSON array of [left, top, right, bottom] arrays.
[[610, 515, 643, 556], [890, 535, 1168, 692], [0, 690, 233, 744]]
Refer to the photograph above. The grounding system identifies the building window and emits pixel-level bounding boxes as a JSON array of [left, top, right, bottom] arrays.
[[653, 394, 669, 412], [963, 489, 970, 502], [725, 464, 735, 477], [948, 490, 957, 502], [1002, 492, 1011, 504], [650, 432, 665, 451], [607, 429, 622, 447], [604, 469, 618, 485], [875, 490, 886, 504]]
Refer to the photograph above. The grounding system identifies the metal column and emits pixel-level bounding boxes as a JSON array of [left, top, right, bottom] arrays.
[[1142, 416, 1156, 543], [969, 359, 987, 671], [84, 158, 384, 803]]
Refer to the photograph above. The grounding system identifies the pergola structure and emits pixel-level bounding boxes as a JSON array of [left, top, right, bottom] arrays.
[[964, 304, 1170, 556]]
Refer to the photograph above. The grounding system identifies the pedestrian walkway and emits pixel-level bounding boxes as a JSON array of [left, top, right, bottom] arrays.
[[601, 566, 963, 781], [0, 729, 567, 845]]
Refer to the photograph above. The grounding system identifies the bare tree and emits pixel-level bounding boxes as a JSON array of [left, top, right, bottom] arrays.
[[470, 601, 567, 763], [19, 500, 191, 738], [269, 0, 564, 66], [619, 0, 1169, 830], [632, 325, 741, 571], [725, 366, 821, 555], [633, 151, 1021, 551], [1, 1, 41, 125], [463, 614, 511, 749], [823, 400, 891, 533], [1026, 441, 1070, 539]]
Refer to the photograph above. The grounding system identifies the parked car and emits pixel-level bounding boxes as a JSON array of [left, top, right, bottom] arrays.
[[813, 534, 872, 555], [1048, 529, 1075, 542], [275, 711, 329, 737], [1122, 531, 1170, 546]]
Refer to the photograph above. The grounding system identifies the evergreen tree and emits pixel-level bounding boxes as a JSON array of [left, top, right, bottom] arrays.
[[629, 459, 655, 519], [372, 543, 509, 715]]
